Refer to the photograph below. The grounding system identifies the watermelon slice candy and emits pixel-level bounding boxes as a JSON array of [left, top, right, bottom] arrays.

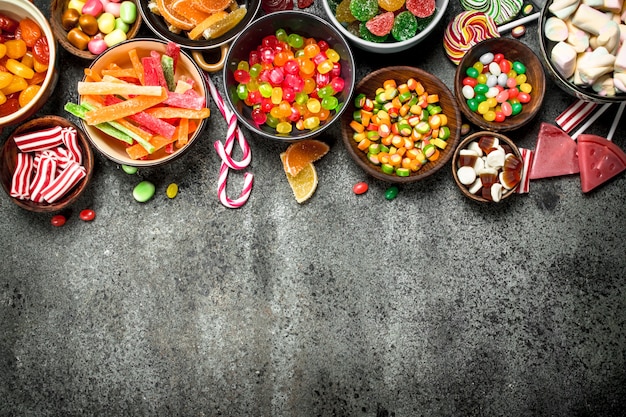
[[529, 122, 580, 180], [577, 134, 626, 193]]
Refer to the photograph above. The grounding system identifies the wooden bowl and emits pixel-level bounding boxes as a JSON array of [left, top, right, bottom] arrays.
[[341, 66, 461, 183], [50, 0, 142, 60], [455, 37, 546, 132], [0, 116, 94, 212], [451, 131, 522, 203]]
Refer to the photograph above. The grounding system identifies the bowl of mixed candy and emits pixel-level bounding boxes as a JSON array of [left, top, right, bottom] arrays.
[[223, 10, 356, 142], [322, 0, 449, 54]]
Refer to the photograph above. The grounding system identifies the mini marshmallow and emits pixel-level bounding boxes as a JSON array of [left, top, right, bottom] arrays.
[[576, 47, 616, 84], [545, 16, 570, 41], [582, 0, 604, 6], [549, 0, 581, 19], [572, 3, 611, 34], [592, 74, 617, 96], [614, 40, 626, 71], [566, 23, 590, 52], [614, 72, 626, 91], [602, 0, 623, 13], [597, 20, 621, 53], [551, 41, 578, 78]]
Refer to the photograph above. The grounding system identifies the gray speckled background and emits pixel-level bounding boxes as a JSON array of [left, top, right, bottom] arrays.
[[1, 0, 625, 416]]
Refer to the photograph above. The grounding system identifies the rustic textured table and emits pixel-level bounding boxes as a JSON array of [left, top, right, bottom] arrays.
[[1, 1, 625, 416]]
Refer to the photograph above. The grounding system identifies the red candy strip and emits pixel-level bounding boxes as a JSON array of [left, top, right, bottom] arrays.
[[42, 161, 86, 203], [555, 99, 598, 133], [10, 152, 34, 199], [29, 155, 57, 203], [60, 127, 82, 165], [39, 148, 73, 170], [515, 147, 534, 194], [13, 125, 64, 152]]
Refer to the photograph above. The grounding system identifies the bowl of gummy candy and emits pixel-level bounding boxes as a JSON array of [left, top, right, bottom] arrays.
[[341, 66, 461, 183], [50, 0, 142, 60], [322, 0, 449, 54], [455, 37, 546, 133], [451, 131, 523, 203], [139, 0, 261, 73], [0, 115, 94, 213], [70, 38, 210, 167], [223, 10, 356, 142], [0, 0, 59, 130], [538, 0, 626, 103]]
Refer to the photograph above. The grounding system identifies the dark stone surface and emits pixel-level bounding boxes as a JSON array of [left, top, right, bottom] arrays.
[[1, 1, 625, 416]]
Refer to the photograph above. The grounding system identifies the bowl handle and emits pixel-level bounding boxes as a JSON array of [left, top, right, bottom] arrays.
[[192, 44, 229, 72]]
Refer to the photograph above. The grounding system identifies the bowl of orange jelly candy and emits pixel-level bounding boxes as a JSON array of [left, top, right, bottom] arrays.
[[223, 10, 356, 142], [0, 0, 58, 130]]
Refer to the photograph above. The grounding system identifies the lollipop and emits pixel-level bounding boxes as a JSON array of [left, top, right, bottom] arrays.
[[460, 0, 523, 25], [443, 11, 499, 65]]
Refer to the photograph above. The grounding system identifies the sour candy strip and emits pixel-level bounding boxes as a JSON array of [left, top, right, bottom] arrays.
[[42, 161, 87, 203], [10, 152, 34, 199], [13, 125, 64, 152]]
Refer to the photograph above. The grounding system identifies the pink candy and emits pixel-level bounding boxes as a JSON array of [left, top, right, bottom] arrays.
[[515, 147, 534, 194], [10, 126, 86, 204]]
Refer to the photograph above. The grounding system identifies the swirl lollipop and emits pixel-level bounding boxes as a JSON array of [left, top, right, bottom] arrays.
[[443, 11, 500, 65], [460, 0, 524, 25]]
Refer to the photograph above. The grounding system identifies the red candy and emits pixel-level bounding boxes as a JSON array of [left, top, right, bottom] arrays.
[[365, 12, 394, 37], [406, 0, 436, 18], [51, 214, 66, 227], [353, 182, 369, 195], [79, 209, 96, 221]]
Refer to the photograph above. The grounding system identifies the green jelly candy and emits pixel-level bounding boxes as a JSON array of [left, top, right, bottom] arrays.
[[275, 28, 288, 42], [350, 0, 378, 22], [392, 11, 417, 42], [122, 164, 138, 174], [512, 61, 526, 74], [287, 33, 304, 49], [385, 186, 399, 200], [359, 22, 388, 43], [511, 101, 523, 115], [465, 66, 479, 78], [396, 167, 410, 177], [321, 96, 338, 110], [133, 181, 155, 202], [119, 0, 137, 24], [415, 12, 435, 31], [467, 98, 479, 111], [381, 163, 395, 174]]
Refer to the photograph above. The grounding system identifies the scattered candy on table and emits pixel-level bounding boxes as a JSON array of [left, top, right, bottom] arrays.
[[166, 183, 178, 199], [121, 164, 138, 174], [79, 208, 96, 221], [461, 52, 532, 123], [352, 181, 369, 195], [349, 77, 453, 177], [51, 214, 67, 227], [384, 185, 399, 200], [133, 180, 155, 202]]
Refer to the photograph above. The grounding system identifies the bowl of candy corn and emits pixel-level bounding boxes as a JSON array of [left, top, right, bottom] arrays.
[[68, 38, 210, 167], [0, 0, 58, 130], [451, 131, 523, 203], [0, 115, 94, 213], [341, 66, 461, 183], [50, 0, 142, 60], [455, 37, 546, 133], [223, 10, 356, 142], [322, 0, 449, 54], [139, 0, 261, 72], [538, 0, 626, 103]]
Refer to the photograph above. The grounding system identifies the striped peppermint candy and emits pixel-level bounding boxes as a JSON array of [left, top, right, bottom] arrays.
[[10, 152, 34, 199], [515, 147, 534, 194], [13, 125, 64, 153], [29, 154, 58, 203], [42, 161, 86, 203]]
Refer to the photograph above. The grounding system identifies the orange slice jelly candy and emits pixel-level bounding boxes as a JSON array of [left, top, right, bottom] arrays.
[[195, 0, 234, 13], [155, 0, 195, 31], [378, 0, 406, 12], [283, 139, 330, 176], [170, 0, 212, 25]]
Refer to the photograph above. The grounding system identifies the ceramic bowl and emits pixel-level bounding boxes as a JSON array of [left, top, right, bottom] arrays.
[[341, 66, 461, 183], [139, 0, 261, 72], [50, 0, 142, 60], [0, 116, 94, 212], [451, 131, 522, 203], [0, 0, 59, 130], [79, 38, 209, 167], [223, 10, 356, 142], [455, 37, 546, 132], [538, 0, 626, 103], [322, 0, 449, 54]]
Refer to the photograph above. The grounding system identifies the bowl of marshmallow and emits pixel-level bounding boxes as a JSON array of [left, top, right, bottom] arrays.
[[539, 0, 626, 103]]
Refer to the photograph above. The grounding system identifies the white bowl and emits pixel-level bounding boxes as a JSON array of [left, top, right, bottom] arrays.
[[0, 0, 58, 129], [321, 0, 449, 54]]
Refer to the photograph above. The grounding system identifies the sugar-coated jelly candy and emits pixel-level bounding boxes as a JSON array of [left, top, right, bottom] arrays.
[[350, 0, 379, 21], [303, 116, 320, 129]]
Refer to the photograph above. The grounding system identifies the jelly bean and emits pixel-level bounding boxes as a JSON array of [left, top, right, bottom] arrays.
[[51, 214, 66, 227], [79, 209, 96, 221], [493, 53, 504, 63], [67, 0, 87, 12], [494, 111, 506, 122], [467, 98, 479, 112], [483, 110, 496, 122], [103, 28, 126, 47], [133, 180, 155, 202], [517, 91, 531, 103], [512, 61, 526, 75], [384, 186, 399, 200], [497, 73, 508, 87], [479, 52, 494, 65], [121, 164, 138, 174], [488, 61, 501, 76], [163, 183, 178, 199], [511, 25, 526, 38], [82, 0, 104, 17], [105, 1, 121, 16], [506, 77, 517, 89], [476, 73, 487, 85], [114, 17, 129, 32], [511, 101, 523, 115], [465, 67, 479, 78], [119, 1, 137, 24], [477, 101, 490, 114], [519, 82, 532, 94], [499, 60, 511, 74], [97, 12, 116, 34], [486, 74, 497, 88], [474, 83, 489, 94], [486, 86, 499, 98], [88, 38, 108, 54], [501, 101, 512, 116], [353, 182, 368, 195], [496, 90, 509, 103], [462, 76, 477, 87], [472, 61, 484, 73], [462, 85, 474, 99]]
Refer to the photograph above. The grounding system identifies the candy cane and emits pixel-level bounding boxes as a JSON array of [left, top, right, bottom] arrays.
[[571, 103, 612, 140], [556, 99, 599, 133], [206, 74, 254, 208]]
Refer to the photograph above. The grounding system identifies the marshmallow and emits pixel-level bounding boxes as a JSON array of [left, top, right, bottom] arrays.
[[597, 20, 621, 53], [615, 40, 626, 71], [592, 74, 617, 95], [551, 41, 578, 78], [549, 0, 581, 19], [582, 0, 603, 5], [601, 0, 623, 13], [614, 72, 626, 91], [566, 21, 591, 52], [576, 47, 616, 84], [545, 16, 570, 41], [571, 3, 612, 34]]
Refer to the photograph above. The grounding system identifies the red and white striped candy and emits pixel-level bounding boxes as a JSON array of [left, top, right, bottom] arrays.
[[29, 154, 57, 203], [60, 127, 82, 165], [42, 161, 86, 203], [10, 152, 34, 199], [555, 100, 598, 133], [516, 147, 534, 194], [13, 125, 64, 153], [38, 147, 73, 170]]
